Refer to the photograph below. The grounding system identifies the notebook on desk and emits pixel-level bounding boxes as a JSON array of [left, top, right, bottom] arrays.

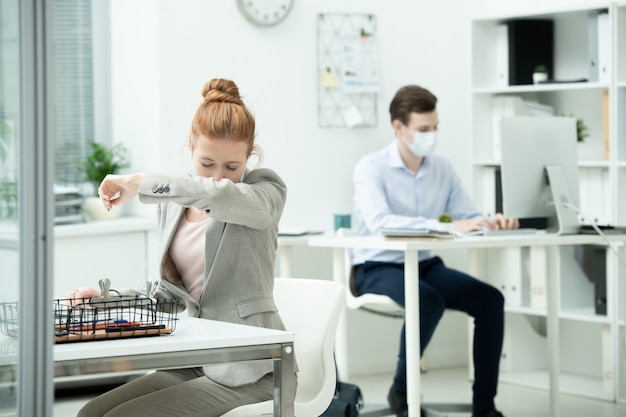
[[278, 228, 324, 237], [380, 227, 455, 239]]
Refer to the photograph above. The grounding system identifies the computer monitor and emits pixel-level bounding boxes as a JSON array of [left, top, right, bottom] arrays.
[[499, 116, 580, 234]]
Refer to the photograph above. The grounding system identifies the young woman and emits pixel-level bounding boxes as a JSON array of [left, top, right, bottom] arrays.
[[71, 78, 292, 417]]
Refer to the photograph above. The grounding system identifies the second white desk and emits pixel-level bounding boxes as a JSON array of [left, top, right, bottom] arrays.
[[309, 233, 626, 417]]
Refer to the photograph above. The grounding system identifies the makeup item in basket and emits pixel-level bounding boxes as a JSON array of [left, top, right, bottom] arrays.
[[68, 320, 141, 331], [89, 278, 114, 303], [88, 278, 153, 308], [105, 324, 167, 333]]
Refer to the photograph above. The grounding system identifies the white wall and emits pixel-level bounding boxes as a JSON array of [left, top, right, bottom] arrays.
[[105, 0, 486, 376], [108, 0, 486, 230]]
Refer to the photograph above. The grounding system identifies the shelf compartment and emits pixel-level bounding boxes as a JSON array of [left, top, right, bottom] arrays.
[[500, 316, 614, 401], [471, 89, 607, 163], [476, 245, 610, 314], [472, 9, 609, 90]]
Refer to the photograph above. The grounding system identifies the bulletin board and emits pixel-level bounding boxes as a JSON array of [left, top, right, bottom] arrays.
[[317, 13, 378, 128]]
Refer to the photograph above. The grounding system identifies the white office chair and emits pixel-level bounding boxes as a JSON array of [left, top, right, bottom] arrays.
[[221, 277, 345, 417], [337, 228, 404, 318], [335, 228, 471, 417]]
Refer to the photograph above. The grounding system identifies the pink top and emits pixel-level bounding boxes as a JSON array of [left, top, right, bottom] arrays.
[[169, 213, 210, 302]]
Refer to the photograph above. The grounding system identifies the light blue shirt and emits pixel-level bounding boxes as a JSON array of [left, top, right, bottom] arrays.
[[352, 140, 482, 264]]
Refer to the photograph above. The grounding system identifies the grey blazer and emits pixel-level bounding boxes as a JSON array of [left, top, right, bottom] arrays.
[[131, 168, 289, 387]]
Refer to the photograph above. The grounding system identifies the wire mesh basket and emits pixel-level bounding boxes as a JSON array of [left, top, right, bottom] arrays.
[[1, 297, 181, 344], [0, 302, 18, 338]]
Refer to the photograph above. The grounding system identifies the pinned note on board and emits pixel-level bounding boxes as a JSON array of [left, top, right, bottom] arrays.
[[317, 13, 378, 128], [342, 105, 364, 128], [321, 67, 338, 88]]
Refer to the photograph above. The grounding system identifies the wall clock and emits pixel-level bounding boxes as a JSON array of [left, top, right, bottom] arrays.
[[236, 0, 294, 27]]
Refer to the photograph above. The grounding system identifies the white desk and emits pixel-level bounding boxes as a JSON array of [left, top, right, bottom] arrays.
[[309, 233, 626, 417], [277, 235, 314, 278], [1, 317, 296, 417]]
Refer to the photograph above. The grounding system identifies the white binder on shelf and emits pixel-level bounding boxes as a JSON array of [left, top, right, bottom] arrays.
[[597, 12, 610, 83], [487, 247, 522, 307], [481, 167, 497, 217], [522, 100, 554, 116], [602, 324, 613, 395], [587, 11, 599, 82], [588, 10, 610, 83], [578, 169, 611, 225], [495, 24, 508, 87], [529, 246, 547, 310], [491, 96, 528, 160]]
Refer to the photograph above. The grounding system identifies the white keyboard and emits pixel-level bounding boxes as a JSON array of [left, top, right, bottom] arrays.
[[466, 228, 543, 237]]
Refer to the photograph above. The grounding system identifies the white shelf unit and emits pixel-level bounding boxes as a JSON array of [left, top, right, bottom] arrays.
[[472, 5, 615, 225], [471, 3, 626, 403], [470, 243, 619, 402], [617, 4, 626, 230]]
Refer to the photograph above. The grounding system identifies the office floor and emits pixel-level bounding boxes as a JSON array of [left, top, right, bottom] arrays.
[[53, 367, 626, 417], [351, 367, 626, 417]]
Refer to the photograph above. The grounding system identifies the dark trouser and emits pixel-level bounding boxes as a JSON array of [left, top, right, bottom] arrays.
[[354, 257, 504, 414]]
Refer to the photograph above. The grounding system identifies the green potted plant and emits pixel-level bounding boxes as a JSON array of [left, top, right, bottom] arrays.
[[558, 113, 590, 142], [0, 120, 17, 221], [438, 213, 454, 232], [78, 140, 130, 221], [576, 118, 590, 143], [0, 175, 17, 220]]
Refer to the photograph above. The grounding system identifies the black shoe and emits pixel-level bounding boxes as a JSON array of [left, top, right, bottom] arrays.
[[387, 386, 426, 417], [471, 410, 505, 417]]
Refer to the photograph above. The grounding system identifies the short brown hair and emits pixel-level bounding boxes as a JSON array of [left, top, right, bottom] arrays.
[[389, 85, 437, 125], [189, 78, 256, 157]]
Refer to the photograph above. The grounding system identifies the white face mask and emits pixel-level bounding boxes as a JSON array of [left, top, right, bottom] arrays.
[[403, 129, 438, 157]]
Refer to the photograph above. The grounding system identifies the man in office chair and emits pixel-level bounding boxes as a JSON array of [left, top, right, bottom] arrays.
[[351, 85, 518, 417]]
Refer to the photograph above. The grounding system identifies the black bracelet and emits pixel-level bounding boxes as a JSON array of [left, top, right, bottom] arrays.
[[109, 289, 121, 296]]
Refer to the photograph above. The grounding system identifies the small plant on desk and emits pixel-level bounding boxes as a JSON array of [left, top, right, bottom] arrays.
[[438, 213, 454, 232]]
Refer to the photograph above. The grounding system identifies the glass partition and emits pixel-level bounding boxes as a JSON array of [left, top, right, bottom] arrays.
[[2, 0, 56, 416], [0, 0, 21, 414]]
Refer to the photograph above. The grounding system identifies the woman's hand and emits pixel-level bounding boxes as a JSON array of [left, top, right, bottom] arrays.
[[98, 173, 145, 211]]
